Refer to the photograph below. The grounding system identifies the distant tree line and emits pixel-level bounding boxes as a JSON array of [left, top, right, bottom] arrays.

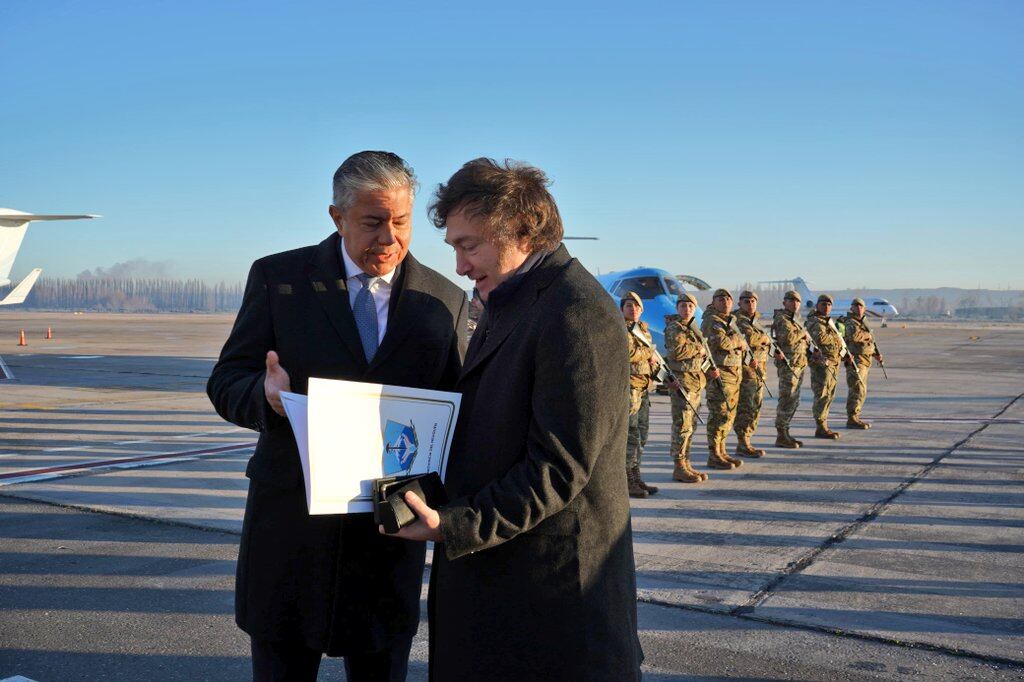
[[7, 277, 244, 312]]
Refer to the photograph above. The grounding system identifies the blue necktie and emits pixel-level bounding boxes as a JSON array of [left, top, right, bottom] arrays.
[[353, 273, 379, 362]]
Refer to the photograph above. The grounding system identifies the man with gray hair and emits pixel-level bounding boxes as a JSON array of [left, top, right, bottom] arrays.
[[208, 150, 468, 681]]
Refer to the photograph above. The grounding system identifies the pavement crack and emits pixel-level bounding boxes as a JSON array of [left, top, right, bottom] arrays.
[[733, 389, 1024, 615]]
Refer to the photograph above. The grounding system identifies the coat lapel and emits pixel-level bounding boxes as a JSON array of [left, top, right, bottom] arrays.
[[460, 245, 573, 379], [304, 233, 368, 370]]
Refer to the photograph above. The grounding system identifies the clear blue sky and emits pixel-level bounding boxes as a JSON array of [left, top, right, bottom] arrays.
[[2, 0, 1021, 289]]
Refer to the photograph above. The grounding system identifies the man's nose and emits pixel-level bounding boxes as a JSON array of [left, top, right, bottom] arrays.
[[378, 225, 397, 245], [455, 253, 471, 277]]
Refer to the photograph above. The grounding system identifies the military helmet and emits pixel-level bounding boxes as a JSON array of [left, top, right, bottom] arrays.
[[620, 291, 644, 310], [783, 289, 801, 302], [817, 294, 834, 305]]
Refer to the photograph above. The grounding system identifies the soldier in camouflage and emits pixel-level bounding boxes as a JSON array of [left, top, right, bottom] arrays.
[[805, 293, 847, 439], [841, 297, 883, 429], [623, 291, 658, 498], [664, 292, 709, 483], [701, 289, 746, 470], [732, 291, 778, 457], [772, 290, 815, 448]]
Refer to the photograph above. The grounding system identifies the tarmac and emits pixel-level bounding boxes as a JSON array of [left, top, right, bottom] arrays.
[[1, 311, 1022, 681]]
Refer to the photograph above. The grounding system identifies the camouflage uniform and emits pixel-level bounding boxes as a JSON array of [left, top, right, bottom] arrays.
[[805, 307, 844, 437], [733, 307, 771, 456], [664, 310, 708, 482], [625, 313, 657, 496], [701, 302, 746, 468], [772, 299, 809, 447], [842, 306, 878, 427]]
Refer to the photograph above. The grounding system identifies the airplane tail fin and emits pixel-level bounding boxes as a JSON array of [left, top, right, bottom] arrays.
[[758, 277, 814, 302], [0, 222, 30, 284], [0, 268, 42, 306]]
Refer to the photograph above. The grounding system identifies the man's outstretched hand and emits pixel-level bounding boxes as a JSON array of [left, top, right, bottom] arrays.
[[264, 350, 292, 417], [380, 491, 443, 542]]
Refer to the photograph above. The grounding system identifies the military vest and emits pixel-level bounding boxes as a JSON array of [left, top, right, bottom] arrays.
[[840, 314, 876, 357], [700, 308, 745, 369], [664, 314, 708, 373], [806, 313, 844, 364], [626, 320, 655, 391], [771, 308, 808, 367], [733, 310, 771, 365]]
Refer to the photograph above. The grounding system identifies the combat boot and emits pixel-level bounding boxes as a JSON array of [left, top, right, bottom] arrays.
[[672, 455, 705, 483], [775, 427, 800, 449], [846, 416, 871, 429], [626, 467, 649, 498], [687, 454, 709, 482], [707, 441, 735, 469], [735, 434, 766, 458], [815, 422, 840, 440], [720, 441, 744, 468], [634, 465, 659, 495], [791, 431, 804, 447]]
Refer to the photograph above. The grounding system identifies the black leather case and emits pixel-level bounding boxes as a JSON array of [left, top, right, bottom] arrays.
[[372, 472, 449, 534]]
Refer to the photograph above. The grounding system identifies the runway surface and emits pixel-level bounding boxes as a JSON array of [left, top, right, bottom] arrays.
[[1, 312, 1022, 681]]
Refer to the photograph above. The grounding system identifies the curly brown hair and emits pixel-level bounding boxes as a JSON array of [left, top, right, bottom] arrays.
[[428, 158, 564, 252]]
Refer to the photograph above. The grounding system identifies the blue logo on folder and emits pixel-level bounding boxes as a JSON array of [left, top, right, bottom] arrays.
[[382, 420, 418, 475]]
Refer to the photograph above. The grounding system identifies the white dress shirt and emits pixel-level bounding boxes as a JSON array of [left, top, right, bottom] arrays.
[[340, 238, 395, 345]]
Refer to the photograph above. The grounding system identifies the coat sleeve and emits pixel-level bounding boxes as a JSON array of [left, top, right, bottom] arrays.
[[438, 295, 469, 390], [206, 260, 284, 433], [438, 299, 628, 560]]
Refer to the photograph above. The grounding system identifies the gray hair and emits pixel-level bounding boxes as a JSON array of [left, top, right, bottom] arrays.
[[331, 151, 418, 210]]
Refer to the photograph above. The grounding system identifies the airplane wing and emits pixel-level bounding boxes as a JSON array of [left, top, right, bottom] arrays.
[[0, 213, 100, 222], [0, 268, 42, 306]]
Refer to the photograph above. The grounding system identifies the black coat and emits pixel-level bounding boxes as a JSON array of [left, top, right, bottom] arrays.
[[207, 232, 467, 655], [430, 245, 643, 681]]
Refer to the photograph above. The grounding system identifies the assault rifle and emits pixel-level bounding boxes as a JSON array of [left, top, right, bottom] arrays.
[[873, 341, 888, 379], [730, 317, 774, 398], [826, 317, 863, 387], [768, 336, 792, 370], [698, 334, 726, 393], [630, 325, 704, 424]]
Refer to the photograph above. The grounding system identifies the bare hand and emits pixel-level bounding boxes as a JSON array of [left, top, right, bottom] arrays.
[[264, 350, 292, 417], [876, 353, 884, 364], [669, 379, 681, 392], [709, 368, 721, 380], [748, 358, 758, 369], [380, 491, 443, 542], [774, 350, 785, 361]]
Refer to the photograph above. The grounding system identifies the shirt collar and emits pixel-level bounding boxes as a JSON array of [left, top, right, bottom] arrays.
[[339, 237, 396, 285]]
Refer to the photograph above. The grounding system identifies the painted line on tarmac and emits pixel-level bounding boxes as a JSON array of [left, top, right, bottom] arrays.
[[658, 389, 1024, 667], [0, 442, 256, 486], [737, 389, 1024, 612]]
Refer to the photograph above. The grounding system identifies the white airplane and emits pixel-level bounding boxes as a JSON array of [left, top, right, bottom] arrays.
[[759, 277, 899, 319], [0, 208, 99, 305]]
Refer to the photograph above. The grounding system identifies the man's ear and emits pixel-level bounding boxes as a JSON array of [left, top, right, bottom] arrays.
[[328, 205, 345, 233]]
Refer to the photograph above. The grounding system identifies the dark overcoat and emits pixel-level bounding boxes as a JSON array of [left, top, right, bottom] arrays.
[[207, 232, 467, 656], [430, 245, 643, 680]]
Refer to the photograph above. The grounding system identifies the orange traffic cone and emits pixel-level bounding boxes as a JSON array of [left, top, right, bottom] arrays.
[[45, 327, 53, 340], [18, 330, 27, 346]]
